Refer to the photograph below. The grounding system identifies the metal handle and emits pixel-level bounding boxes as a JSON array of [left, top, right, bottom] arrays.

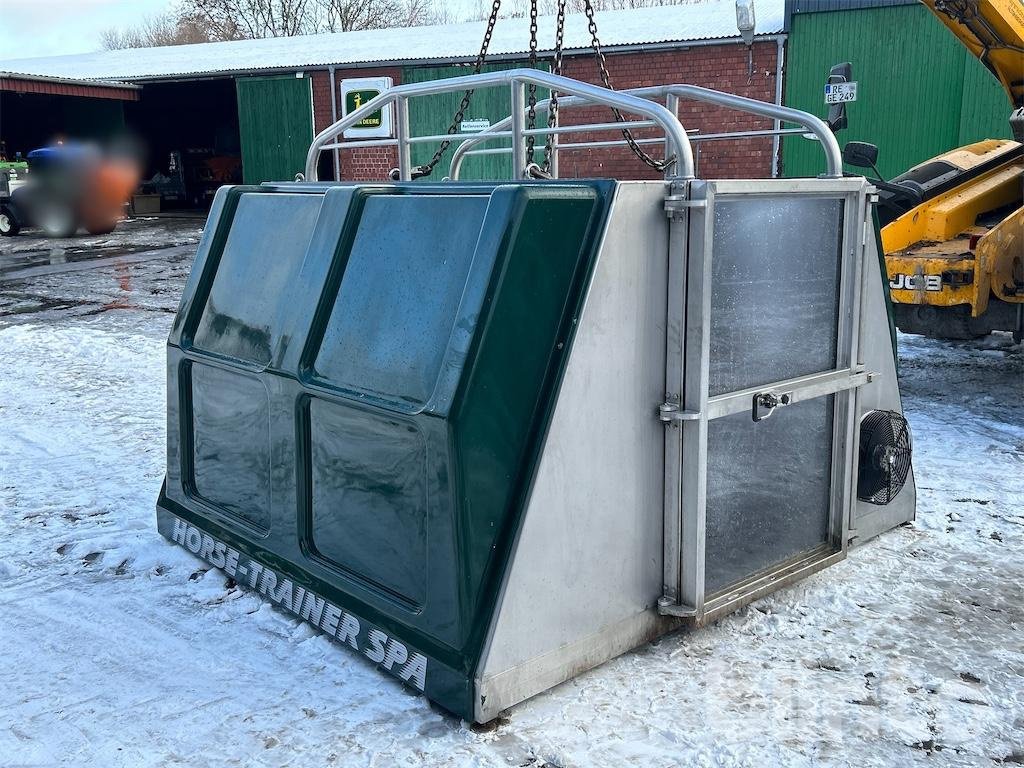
[[752, 391, 792, 422]]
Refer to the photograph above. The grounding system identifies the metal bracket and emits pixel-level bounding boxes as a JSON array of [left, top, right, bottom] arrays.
[[658, 401, 701, 423], [657, 595, 697, 617], [664, 195, 706, 220]]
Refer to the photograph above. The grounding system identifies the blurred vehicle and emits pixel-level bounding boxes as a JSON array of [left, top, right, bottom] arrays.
[[0, 143, 139, 238]]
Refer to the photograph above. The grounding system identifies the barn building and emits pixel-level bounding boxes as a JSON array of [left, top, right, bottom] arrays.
[[0, 0, 1009, 206], [0, 1, 785, 202]]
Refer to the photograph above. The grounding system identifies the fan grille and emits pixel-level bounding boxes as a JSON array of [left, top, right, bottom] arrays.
[[857, 410, 912, 505]]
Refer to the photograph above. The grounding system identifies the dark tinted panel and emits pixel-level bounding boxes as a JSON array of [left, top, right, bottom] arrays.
[[309, 399, 428, 606], [190, 363, 272, 532], [709, 197, 843, 396], [314, 194, 489, 410], [193, 193, 322, 365], [704, 396, 834, 594]]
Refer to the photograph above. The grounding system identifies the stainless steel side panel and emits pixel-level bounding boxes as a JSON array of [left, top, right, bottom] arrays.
[[475, 182, 674, 721], [851, 225, 917, 542]]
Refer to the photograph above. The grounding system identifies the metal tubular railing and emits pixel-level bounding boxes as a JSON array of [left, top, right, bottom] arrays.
[[449, 84, 844, 180], [303, 68, 696, 182], [304, 68, 693, 182]]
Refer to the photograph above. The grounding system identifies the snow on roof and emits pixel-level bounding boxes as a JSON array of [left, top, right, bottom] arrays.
[[0, 1, 784, 83]]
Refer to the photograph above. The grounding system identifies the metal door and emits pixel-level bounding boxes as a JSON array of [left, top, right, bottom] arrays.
[[236, 75, 314, 184], [660, 178, 872, 622]]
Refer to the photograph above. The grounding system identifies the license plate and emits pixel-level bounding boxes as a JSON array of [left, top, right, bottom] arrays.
[[825, 82, 858, 104]]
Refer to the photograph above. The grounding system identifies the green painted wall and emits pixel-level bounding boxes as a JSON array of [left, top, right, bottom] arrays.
[[783, 4, 1012, 179], [236, 75, 313, 184], [403, 63, 548, 181]]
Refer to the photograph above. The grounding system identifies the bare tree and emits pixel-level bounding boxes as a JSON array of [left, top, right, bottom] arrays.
[[473, 0, 709, 17], [316, 0, 397, 32], [183, 0, 317, 39], [100, 12, 211, 50], [314, 0, 450, 31], [100, 0, 708, 51]]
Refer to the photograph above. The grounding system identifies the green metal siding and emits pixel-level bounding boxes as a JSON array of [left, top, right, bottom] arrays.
[[236, 75, 313, 184], [958, 56, 1013, 142], [783, 4, 1012, 179], [403, 63, 548, 181]]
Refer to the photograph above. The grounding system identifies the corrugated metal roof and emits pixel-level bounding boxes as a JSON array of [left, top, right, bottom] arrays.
[[0, 72, 140, 90], [0, 1, 785, 83]]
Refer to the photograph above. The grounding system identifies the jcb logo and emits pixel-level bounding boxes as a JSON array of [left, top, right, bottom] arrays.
[[890, 273, 942, 292]]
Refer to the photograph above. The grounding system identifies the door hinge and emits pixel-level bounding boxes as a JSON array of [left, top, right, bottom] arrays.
[[658, 401, 701, 423]]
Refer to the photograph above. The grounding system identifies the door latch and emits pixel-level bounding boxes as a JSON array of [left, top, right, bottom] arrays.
[[752, 391, 791, 422]]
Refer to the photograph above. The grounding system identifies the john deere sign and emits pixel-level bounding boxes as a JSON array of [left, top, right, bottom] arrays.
[[340, 76, 394, 138]]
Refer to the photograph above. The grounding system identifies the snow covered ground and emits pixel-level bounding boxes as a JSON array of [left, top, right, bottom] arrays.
[[0, 247, 1021, 768]]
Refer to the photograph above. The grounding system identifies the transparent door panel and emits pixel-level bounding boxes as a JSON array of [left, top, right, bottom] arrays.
[[667, 181, 866, 617], [708, 197, 844, 397], [704, 395, 836, 595]]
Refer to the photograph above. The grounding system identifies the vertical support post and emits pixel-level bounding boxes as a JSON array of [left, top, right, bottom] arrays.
[[395, 96, 412, 181], [680, 183, 712, 616], [660, 180, 688, 610], [665, 94, 680, 181], [837, 187, 869, 547], [511, 81, 527, 179], [328, 66, 341, 181]]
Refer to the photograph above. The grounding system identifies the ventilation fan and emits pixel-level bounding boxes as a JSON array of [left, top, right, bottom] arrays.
[[857, 410, 912, 505]]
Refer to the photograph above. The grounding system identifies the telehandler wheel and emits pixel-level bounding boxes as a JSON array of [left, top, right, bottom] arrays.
[[894, 304, 991, 341], [0, 207, 20, 236]]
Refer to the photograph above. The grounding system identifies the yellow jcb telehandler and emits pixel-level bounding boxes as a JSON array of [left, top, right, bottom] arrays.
[[842, 0, 1023, 341]]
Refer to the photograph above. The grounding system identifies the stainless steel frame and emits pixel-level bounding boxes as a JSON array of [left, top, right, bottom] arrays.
[[304, 69, 842, 183], [448, 83, 842, 181], [305, 69, 691, 181], [658, 177, 872, 622]]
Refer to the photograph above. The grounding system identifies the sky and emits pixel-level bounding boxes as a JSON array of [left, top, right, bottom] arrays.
[[0, 0, 482, 62], [0, 0, 175, 59]]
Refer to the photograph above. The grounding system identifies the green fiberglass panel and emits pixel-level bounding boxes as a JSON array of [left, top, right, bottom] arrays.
[[159, 180, 614, 719], [190, 363, 272, 533], [193, 192, 323, 365], [312, 194, 490, 411]]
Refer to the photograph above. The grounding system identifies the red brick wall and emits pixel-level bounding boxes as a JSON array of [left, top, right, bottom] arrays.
[[557, 41, 778, 180], [311, 67, 401, 181], [310, 40, 779, 182]]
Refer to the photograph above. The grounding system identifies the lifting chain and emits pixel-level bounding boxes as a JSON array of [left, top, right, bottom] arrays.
[[392, 0, 502, 180], [581, 0, 675, 173], [542, 0, 567, 174], [400, 0, 672, 181], [525, 0, 540, 165]]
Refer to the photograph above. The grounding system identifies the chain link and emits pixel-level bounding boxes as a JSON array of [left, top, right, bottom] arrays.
[[542, 0, 567, 173], [411, 0, 502, 179], [582, 0, 675, 173], [525, 0, 540, 164], [408, 0, 673, 180]]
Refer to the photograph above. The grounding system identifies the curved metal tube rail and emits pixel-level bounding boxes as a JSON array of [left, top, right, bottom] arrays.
[[449, 84, 844, 180], [304, 68, 693, 182]]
